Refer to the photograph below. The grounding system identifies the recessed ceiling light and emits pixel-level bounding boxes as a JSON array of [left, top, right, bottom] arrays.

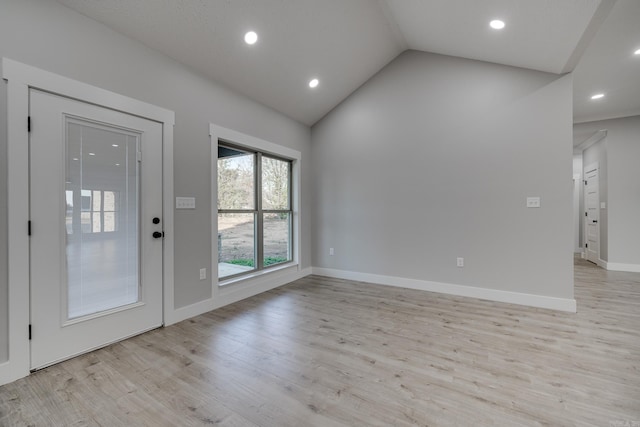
[[634, 48, 640, 55], [115, 163, 120, 166], [88, 152, 96, 156], [72, 158, 79, 161], [490, 19, 505, 30], [244, 31, 258, 45], [591, 93, 605, 100], [112, 144, 119, 147], [309, 78, 319, 89]]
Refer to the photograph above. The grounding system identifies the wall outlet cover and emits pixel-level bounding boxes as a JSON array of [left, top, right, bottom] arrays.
[[526, 197, 541, 208], [176, 197, 196, 209]]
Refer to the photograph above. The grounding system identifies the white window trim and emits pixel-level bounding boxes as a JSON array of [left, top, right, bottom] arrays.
[[0, 58, 175, 386], [210, 124, 302, 294]]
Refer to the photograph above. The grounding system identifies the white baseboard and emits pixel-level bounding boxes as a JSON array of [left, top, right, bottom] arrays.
[[601, 261, 640, 273], [311, 267, 577, 313], [0, 360, 28, 387]]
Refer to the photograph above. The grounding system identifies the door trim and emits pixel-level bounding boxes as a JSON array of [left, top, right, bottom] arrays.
[[1, 58, 175, 385]]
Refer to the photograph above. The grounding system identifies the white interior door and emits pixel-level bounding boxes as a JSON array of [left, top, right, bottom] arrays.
[[29, 89, 163, 370], [584, 165, 599, 264]]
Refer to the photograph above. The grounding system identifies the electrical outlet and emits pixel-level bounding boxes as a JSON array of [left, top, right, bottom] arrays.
[[457, 257, 464, 268], [199, 268, 206, 280], [329, 247, 334, 256], [526, 197, 541, 208]]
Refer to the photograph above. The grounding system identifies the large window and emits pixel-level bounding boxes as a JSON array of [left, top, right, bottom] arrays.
[[217, 143, 293, 279]]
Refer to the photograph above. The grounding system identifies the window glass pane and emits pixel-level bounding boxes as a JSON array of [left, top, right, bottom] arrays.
[[104, 212, 116, 232], [104, 191, 116, 210], [263, 212, 291, 266], [92, 212, 101, 233], [217, 147, 254, 210], [92, 190, 101, 211], [81, 189, 91, 211], [262, 156, 290, 210], [218, 213, 255, 278], [81, 212, 91, 233]]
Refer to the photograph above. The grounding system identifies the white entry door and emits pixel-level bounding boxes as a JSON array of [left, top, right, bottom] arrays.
[[29, 89, 164, 370], [584, 165, 599, 265]]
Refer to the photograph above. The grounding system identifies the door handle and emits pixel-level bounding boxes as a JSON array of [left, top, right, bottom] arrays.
[[153, 231, 163, 239], [592, 220, 598, 223], [152, 217, 161, 224]]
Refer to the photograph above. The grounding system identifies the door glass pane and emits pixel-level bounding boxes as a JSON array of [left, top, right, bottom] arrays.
[[217, 146, 255, 210], [263, 212, 291, 266], [65, 120, 139, 319], [262, 156, 290, 210], [218, 213, 255, 278]]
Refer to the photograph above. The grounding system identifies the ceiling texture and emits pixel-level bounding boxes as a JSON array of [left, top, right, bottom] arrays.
[[55, 0, 639, 127]]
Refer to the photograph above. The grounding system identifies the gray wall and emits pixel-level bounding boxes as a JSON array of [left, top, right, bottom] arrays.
[[311, 50, 574, 298], [577, 115, 640, 265], [0, 77, 7, 362], [0, 0, 311, 358]]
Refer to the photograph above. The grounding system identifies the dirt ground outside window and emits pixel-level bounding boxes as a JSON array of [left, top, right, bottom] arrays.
[[218, 214, 290, 263]]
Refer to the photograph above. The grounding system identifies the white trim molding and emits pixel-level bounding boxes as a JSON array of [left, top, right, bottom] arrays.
[[601, 261, 640, 273], [312, 267, 577, 313], [1, 58, 175, 386], [209, 123, 303, 307]]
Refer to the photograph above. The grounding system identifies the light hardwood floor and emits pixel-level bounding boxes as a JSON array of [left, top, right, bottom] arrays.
[[1, 257, 639, 426]]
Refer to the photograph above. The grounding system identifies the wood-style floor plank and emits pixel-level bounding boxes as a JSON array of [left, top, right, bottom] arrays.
[[1, 257, 639, 426]]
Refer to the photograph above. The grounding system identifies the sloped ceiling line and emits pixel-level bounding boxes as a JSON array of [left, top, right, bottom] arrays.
[[55, 0, 639, 125]]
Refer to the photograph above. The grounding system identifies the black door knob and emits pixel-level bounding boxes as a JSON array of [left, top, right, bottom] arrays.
[[153, 217, 160, 224], [153, 231, 163, 239]]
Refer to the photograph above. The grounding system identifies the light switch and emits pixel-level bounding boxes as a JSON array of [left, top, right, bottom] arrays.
[[526, 197, 541, 208], [176, 197, 196, 209], [600, 202, 606, 209]]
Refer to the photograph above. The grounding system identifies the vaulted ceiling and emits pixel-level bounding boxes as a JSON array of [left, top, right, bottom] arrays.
[[56, 0, 640, 126]]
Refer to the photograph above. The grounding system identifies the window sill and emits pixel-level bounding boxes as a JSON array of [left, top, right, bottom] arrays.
[[218, 262, 299, 287]]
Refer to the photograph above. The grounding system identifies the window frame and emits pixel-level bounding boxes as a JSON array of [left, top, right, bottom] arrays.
[[217, 143, 293, 278], [211, 124, 301, 286], [259, 153, 293, 269]]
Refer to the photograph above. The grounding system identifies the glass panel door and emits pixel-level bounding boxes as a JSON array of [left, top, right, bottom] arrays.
[[29, 88, 164, 370], [65, 120, 140, 319]]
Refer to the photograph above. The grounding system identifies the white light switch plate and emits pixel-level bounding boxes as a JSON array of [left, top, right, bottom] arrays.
[[600, 202, 606, 209], [526, 197, 541, 208], [176, 197, 196, 209]]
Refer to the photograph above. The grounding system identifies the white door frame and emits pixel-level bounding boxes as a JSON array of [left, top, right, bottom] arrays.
[[1, 58, 175, 385]]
